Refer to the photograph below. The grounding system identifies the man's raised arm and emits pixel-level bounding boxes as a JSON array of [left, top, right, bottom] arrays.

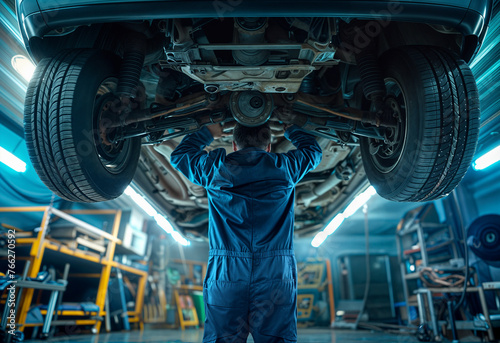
[[170, 126, 215, 187], [283, 125, 323, 184]]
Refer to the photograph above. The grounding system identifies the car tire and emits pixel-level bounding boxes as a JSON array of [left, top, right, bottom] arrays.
[[359, 46, 480, 202], [24, 49, 141, 202]]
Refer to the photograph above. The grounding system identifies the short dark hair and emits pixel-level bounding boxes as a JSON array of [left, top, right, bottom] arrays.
[[233, 122, 271, 150]]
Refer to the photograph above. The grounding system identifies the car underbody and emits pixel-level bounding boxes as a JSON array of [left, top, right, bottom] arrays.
[[18, 0, 491, 239], [102, 17, 410, 238]]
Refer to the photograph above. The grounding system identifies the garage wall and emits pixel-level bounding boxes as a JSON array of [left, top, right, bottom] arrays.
[[461, 167, 500, 220], [295, 234, 397, 262], [0, 123, 65, 229], [164, 238, 210, 264], [295, 230, 401, 316], [461, 0, 500, 220]]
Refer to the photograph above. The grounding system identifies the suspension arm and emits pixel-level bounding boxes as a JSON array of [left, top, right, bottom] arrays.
[[105, 93, 210, 129], [277, 109, 385, 142], [119, 110, 228, 143], [106, 90, 394, 144], [292, 93, 398, 128]]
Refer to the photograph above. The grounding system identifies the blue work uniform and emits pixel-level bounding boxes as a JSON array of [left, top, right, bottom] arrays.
[[170, 125, 322, 343]]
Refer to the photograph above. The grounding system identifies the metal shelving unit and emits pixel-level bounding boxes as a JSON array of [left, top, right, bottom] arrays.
[[0, 206, 147, 336], [396, 204, 461, 328], [396, 204, 499, 341]]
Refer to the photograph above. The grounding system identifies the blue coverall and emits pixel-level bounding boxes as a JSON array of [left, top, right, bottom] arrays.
[[170, 125, 322, 342]]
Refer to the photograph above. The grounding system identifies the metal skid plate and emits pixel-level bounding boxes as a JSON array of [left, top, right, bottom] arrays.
[[162, 41, 339, 93], [181, 64, 316, 93]]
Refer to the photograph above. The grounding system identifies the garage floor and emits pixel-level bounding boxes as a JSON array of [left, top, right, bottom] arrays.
[[26, 328, 482, 342]]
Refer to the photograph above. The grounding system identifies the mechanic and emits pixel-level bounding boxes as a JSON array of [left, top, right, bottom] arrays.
[[170, 122, 322, 343]]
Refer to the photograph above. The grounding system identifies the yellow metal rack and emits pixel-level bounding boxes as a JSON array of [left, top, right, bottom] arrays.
[[0, 206, 147, 334]]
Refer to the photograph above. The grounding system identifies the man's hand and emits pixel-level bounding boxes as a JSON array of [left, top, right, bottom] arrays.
[[207, 123, 223, 139]]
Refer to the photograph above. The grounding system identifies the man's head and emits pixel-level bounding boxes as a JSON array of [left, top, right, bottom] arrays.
[[232, 122, 271, 152]]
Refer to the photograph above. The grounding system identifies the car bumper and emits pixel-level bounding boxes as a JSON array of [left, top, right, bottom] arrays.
[[18, 0, 491, 57]]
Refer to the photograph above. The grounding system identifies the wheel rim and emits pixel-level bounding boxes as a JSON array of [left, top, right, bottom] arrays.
[[93, 78, 134, 175], [366, 78, 408, 174]]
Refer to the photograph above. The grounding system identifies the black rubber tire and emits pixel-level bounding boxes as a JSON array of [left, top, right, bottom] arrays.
[[24, 49, 141, 202], [360, 47, 480, 202]]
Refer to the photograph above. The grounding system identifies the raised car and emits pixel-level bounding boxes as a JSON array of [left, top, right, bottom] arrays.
[[17, 0, 491, 237]]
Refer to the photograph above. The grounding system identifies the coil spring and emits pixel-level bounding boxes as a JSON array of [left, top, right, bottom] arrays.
[[116, 33, 146, 98], [356, 53, 386, 101], [299, 72, 317, 94]]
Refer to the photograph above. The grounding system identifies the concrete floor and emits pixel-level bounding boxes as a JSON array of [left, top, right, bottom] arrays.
[[25, 327, 483, 343]]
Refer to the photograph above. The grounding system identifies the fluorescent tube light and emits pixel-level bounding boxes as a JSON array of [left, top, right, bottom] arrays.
[[171, 231, 190, 246], [124, 186, 156, 216], [343, 186, 376, 218], [311, 231, 328, 248], [11, 55, 36, 82], [0, 146, 26, 172], [323, 213, 345, 235], [154, 213, 174, 234], [124, 186, 190, 246], [311, 186, 377, 247], [473, 145, 500, 171]]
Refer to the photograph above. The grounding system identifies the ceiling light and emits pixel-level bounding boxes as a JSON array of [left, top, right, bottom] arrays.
[[171, 231, 190, 246], [311, 186, 376, 247], [473, 145, 500, 171], [154, 213, 174, 234], [323, 213, 345, 235], [0, 146, 26, 172], [124, 186, 190, 246], [311, 231, 328, 248], [11, 55, 36, 82], [124, 186, 157, 216], [343, 186, 376, 218]]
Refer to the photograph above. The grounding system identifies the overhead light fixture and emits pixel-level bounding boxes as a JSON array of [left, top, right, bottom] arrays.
[[11, 55, 36, 82], [311, 186, 376, 248], [124, 186, 156, 216], [323, 213, 345, 235], [171, 231, 189, 246], [343, 186, 376, 218], [311, 231, 328, 248], [154, 213, 174, 234], [124, 186, 190, 246], [473, 145, 500, 171], [0, 146, 27, 172]]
